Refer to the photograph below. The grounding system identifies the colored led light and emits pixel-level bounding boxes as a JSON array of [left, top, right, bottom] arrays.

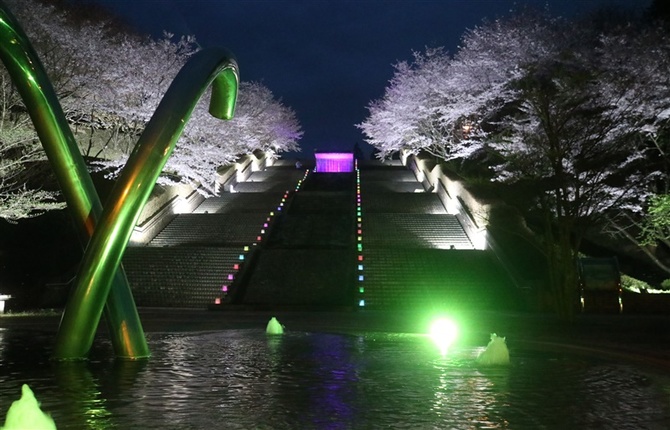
[[359, 287, 365, 293], [358, 275, 364, 281], [359, 300, 365, 307], [221, 285, 228, 292], [358, 264, 363, 271], [233, 264, 239, 270]]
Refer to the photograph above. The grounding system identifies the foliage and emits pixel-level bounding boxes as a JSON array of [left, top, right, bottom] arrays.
[[639, 194, 670, 245], [621, 274, 652, 293], [0, 0, 303, 219]]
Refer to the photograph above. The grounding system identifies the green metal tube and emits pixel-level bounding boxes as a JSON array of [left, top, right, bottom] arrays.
[[54, 49, 238, 359], [0, 2, 149, 358]]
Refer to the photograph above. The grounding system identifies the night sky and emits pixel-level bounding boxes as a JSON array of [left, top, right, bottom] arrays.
[[88, 0, 650, 157]]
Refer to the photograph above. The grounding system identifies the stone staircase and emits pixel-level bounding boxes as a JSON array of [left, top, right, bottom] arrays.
[[356, 162, 520, 311], [239, 172, 357, 309], [122, 158, 520, 311], [122, 161, 303, 308]]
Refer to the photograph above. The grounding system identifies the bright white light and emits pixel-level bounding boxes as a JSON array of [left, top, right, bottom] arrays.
[[429, 318, 458, 355]]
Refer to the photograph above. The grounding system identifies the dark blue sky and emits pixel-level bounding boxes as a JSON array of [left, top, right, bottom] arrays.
[[89, 0, 650, 156]]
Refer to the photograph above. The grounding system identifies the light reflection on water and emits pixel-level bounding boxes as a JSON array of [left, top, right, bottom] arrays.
[[0, 328, 668, 429]]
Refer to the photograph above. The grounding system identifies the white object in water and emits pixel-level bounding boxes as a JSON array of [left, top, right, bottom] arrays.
[[2, 384, 56, 430], [476, 333, 510, 366], [266, 317, 284, 335]]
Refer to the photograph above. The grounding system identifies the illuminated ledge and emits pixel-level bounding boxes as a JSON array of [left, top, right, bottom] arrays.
[[0, 294, 11, 313], [314, 152, 354, 173]]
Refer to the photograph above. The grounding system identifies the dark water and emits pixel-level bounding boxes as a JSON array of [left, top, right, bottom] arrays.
[[0, 328, 669, 429]]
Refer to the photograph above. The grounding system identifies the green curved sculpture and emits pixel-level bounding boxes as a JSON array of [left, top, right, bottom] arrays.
[[55, 50, 238, 360], [0, 3, 239, 359], [0, 3, 149, 359]]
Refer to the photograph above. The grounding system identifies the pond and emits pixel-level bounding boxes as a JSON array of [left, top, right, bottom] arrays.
[[0, 327, 669, 429]]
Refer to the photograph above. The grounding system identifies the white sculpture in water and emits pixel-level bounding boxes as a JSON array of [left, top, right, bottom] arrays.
[[2, 384, 56, 430], [476, 333, 510, 366], [266, 317, 284, 335]]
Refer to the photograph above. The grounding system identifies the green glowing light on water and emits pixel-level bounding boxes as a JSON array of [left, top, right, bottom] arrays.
[[2, 384, 56, 430], [429, 318, 458, 355]]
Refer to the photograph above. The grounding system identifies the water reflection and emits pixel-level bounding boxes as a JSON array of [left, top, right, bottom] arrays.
[[429, 348, 508, 428], [0, 329, 667, 429]]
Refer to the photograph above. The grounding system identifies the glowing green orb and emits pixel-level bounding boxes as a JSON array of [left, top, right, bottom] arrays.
[[429, 318, 458, 354]]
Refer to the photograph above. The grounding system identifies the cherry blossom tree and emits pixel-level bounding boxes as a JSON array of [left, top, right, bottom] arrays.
[[0, 0, 303, 219], [361, 10, 670, 317], [97, 81, 303, 195]]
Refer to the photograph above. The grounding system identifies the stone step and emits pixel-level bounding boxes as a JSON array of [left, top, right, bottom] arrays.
[[149, 213, 268, 247], [240, 248, 355, 308], [362, 181, 427, 193], [360, 168, 417, 182], [288, 192, 354, 214], [359, 248, 518, 310], [363, 213, 473, 250], [266, 213, 355, 248], [300, 172, 355, 192], [233, 169, 304, 193], [362, 192, 447, 214], [123, 246, 245, 308], [193, 192, 285, 214]]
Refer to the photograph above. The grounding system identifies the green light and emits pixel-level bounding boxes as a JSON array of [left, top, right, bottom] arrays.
[[3, 385, 56, 430], [429, 318, 458, 355]]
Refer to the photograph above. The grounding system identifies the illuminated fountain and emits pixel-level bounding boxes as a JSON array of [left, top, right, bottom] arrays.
[[2, 385, 56, 430], [0, 3, 238, 359], [314, 152, 354, 173]]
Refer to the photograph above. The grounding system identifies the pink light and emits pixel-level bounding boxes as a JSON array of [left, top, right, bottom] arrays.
[[214, 297, 221, 305], [233, 264, 239, 270], [221, 285, 228, 292], [314, 152, 354, 173], [227, 274, 234, 281]]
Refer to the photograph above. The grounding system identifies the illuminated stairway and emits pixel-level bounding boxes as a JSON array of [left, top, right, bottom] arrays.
[[237, 172, 357, 308], [357, 162, 519, 311], [122, 162, 302, 308], [122, 158, 517, 310]]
